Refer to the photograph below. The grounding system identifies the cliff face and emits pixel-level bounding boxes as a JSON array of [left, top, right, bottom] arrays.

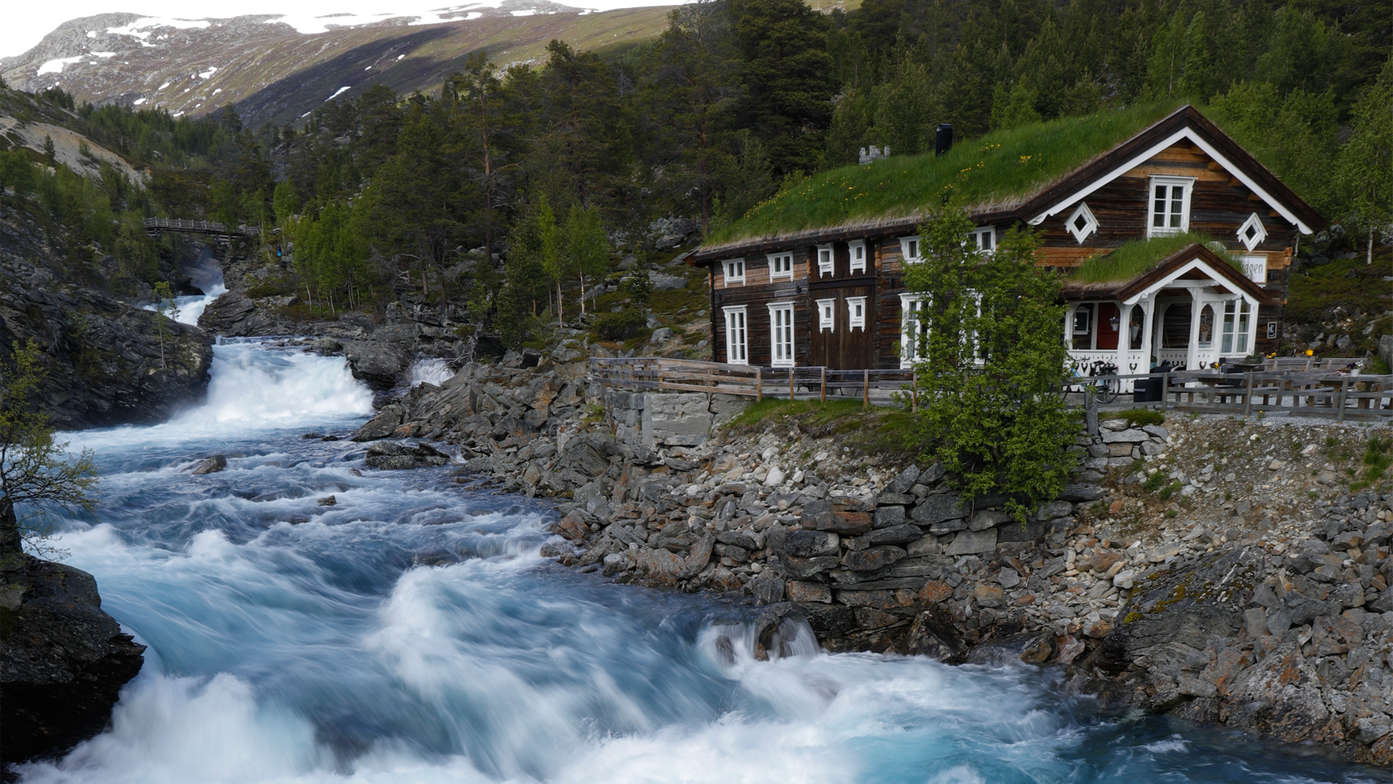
[[0, 257, 213, 429], [0, 500, 145, 768]]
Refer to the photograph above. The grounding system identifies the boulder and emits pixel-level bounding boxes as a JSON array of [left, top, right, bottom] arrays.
[[1, 504, 145, 765], [364, 441, 450, 470], [341, 339, 410, 390], [190, 455, 228, 475]]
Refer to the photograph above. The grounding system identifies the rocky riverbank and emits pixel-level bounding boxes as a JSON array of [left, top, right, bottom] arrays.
[[0, 257, 212, 429], [0, 501, 145, 770], [351, 345, 1393, 767]]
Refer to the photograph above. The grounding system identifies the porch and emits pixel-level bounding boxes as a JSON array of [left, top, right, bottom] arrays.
[[1064, 250, 1265, 389]]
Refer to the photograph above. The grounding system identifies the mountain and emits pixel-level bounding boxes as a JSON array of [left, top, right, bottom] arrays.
[[0, 2, 680, 127]]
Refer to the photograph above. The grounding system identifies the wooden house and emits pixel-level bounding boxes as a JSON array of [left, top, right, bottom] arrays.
[[686, 105, 1323, 377]]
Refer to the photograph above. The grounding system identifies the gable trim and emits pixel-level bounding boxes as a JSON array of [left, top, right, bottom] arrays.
[[1028, 126, 1314, 235]]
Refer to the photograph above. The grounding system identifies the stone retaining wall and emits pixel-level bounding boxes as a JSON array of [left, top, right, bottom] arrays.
[[603, 389, 746, 451]]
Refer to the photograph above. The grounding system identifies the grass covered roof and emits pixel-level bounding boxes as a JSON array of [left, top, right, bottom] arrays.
[[704, 101, 1186, 248], [1067, 233, 1242, 283]]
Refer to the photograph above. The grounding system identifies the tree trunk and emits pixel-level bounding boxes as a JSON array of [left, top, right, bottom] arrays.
[[0, 497, 20, 557], [556, 281, 564, 326], [578, 272, 587, 316], [1369, 227, 1375, 266]]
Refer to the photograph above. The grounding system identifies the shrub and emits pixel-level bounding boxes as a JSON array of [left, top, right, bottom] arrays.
[[593, 309, 647, 341], [1117, 408, 1165, 427]]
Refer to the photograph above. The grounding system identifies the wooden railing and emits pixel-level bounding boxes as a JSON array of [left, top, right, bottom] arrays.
[[592, 357, 1393, 420], [144, 217, 259, 239]]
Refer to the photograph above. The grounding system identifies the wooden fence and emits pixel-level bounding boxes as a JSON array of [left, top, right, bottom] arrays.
[[590, 357, 1393, 421]]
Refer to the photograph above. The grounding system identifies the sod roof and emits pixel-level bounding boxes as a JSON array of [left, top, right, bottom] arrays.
[[692, 103, 1323, 262]]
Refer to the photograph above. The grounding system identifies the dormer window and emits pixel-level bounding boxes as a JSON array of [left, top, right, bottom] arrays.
[[768, 251, 793, 280], [1148, 176, 1193, 237], [722, 258, 745, 285], [970, 227, 995, 255], [816, 244, 834, 277], [899, 236, 922, 264], [849, 240, 866, 274], [1237, 213, 1267, 251], [1065, 202, 1099, 244]]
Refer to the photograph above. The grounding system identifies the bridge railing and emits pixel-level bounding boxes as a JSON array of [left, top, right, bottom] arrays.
[[143, 218, 259, 238]]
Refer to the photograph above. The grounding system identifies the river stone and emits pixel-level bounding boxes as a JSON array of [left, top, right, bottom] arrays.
[[190, 455, 228, 475]]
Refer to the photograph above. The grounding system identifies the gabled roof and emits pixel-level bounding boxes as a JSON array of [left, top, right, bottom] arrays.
[[1059, 243, 1277, 305], [690, 104, 1324, 265]]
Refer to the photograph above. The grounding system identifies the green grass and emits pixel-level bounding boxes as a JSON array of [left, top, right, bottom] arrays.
[[1115, 408, 1165, 427], [1068, 233, 1240, 283], [725, 398, 918, 459], [1352, 435, 1392, 491], [707, 101, 1184, 245]]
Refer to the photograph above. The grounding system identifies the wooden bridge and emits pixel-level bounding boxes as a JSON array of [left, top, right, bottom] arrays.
[[144, 218, 259, 241], [590, 357, 1393, 421]]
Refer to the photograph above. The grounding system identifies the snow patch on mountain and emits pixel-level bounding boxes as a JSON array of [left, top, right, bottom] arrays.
[[37, 55, 83, 75]]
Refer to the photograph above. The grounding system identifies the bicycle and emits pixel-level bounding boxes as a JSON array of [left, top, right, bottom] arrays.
[[1065, 359, 1119, 405]]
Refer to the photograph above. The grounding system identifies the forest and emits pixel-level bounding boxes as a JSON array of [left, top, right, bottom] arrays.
[[1, 0, 1388, 347]]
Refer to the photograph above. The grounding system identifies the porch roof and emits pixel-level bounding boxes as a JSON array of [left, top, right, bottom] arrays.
[[1059, 243, 1276, 305]]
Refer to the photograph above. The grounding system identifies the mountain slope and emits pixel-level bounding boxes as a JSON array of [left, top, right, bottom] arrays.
[[0, 5, 677, 127]]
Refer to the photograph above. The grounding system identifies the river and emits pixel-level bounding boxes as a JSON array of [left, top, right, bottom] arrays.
[[13, 341, 1389, 783]]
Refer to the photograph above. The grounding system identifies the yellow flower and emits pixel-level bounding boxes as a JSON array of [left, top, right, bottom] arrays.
[[1305, 349, 1314, 356]]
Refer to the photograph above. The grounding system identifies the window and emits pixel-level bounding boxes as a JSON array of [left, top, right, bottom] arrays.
[[1240, 254, 1267, 283], [768, 302, 794, 367], [817, 298, 835, 331], [847, 296, 866, 330], [1147, 176, 1193, 237], [849, 240, 867, 274], [767, 252, 793, 280], [1065, 202, 1099, 243], [899, 293, 928, 368], [723, 306, 748, 365], [1221, 299, 1251, 354], [970, 227, 996, 254], [816, 245, 834, 277], [1237, 213, 1267, 251], [899, 236, 922, 265], [721, 258, 745, 285], [1072, 305, 1092, 335]]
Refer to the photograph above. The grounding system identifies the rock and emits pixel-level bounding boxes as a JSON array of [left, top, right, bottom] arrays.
[[341, 339, 410, 390], [748, 573, 786, 604], [1059, 484, 1103, 502], [842, 546, 906, 573], [1020, 633, 1055, 665], [998, 567, 1021, 589], [873, 505, 906, 527], [636, 548, 686, 586], [803, 501, 873, 535], [946, 528, 996, 555], [364, 441, 450, 470], [782, 529, 840, 558], [973, 583, 1005, 608], [1, 501, 145, 765], [910, 493, 965, 524], [0, 258, 214, 429], [1112, 569, 1137, 590], [764, 465, 786, 487], [317, 495, 337, 506], [865, 524, 923, 546], [352, 404, 406, 441], [786, 580, 833, 603], [190, 455, 228, 475], [886, 465, 921, 494]]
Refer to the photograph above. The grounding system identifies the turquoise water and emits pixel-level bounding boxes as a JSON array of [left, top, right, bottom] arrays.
[[14, 342, 1390, 784]]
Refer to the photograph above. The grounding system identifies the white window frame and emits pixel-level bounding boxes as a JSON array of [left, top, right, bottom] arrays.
[[767, 301, 794, 367], [1147, 175, 1193, 237], [899, 292, 928, 368], [721, 258, 745, 285], [722, 305, 748, 365], [816, 297, 835, 332], [899, 236, 922, 265], [1239, 254, 1267, 284], [1065, 202, 1099, 244], [767, 251, 793, 281], [848, 240, 867, 274], [1220, 298, 1252, 355], [847, 296, 866, 330], [1237, 212, 1267, 251], [816, 244, 834, 277], [970, 226, 996, 255]]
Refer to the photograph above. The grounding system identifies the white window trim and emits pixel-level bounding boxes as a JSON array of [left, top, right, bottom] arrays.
[[722, 305, 748, 365], [816, 244, 834, 277], [847, 296, 866, 330], [848, 240, 867, 274], [899, 236, 922, 265], [1220, 298, 1253, 355], [970, 226, 996, 255], [767, 252, 793, 281], [1237, 212, 1267, 251], [721, 258, 745, 285], [1065, 202, 1099, 244], [899, 292, 928, 368], [767, 301, 795, 367], [816, 297, 835, 332], [1147, 175, 1194, 237], [1239, 253, 1267, 284]]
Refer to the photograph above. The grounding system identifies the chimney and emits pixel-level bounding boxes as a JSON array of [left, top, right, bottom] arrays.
[[935, 123, 953, 156]]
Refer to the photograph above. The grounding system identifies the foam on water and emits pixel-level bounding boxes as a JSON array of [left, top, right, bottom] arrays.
[[408, 358, 454, 387], [17, 342, 1390, 784]]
